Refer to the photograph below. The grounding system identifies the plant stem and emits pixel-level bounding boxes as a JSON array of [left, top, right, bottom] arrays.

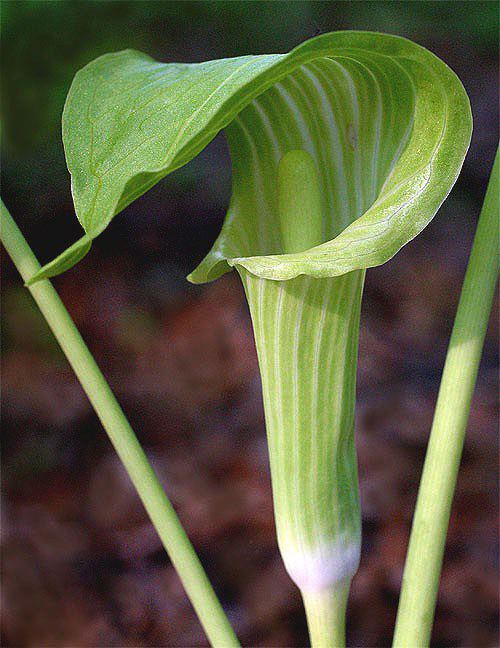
[[393, 150, 499, 647], [0, 199, 239, 648], [302, 583, 350, 648]]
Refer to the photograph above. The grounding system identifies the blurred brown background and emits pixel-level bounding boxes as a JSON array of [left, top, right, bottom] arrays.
[[1, 2, 498, 646]]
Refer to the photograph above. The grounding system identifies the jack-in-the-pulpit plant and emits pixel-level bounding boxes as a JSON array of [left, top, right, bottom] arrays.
[[27, 32, 472, 646]]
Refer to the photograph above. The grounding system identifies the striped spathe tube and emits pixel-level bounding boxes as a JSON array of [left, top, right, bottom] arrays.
[[240, 268, 364, 640]]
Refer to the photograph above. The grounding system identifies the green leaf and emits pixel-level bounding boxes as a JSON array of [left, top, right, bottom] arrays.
[[25, 234, 91, 286], [30, 31, 471, 283]]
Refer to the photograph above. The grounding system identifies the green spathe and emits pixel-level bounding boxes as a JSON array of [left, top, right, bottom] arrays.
[[25, 31, 473, 647]]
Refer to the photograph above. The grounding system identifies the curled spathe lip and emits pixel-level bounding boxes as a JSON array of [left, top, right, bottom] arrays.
[[28, 31, 471, 285], [190, 164, 439, 282], [188, 41, 471, 283]]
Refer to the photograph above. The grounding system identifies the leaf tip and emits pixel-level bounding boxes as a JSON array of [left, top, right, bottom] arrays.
[[26, 234, 92, 286]]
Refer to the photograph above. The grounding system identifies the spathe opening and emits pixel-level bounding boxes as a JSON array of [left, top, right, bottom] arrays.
[[221, 55, 415, 259]]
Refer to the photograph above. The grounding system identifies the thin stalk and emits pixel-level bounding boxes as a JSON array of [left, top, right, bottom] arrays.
[[393, 151, 499, 647], [302, 583, 350, 648], [0, 199, 239, 648]]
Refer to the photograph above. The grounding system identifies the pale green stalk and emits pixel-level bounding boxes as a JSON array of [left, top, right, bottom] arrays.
[[0, 199, 239, 648], [302, 584, 350, 648], [393, 150, 499, 647]]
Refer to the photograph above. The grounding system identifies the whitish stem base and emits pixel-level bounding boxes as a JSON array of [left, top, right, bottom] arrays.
[[302, 582, 350, 648]]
